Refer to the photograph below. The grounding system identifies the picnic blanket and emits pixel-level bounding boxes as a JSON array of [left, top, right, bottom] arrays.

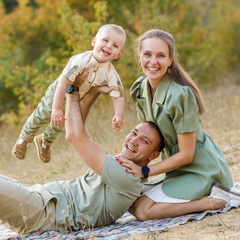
[[1, 199, 240, 240], [1, 183, 240, 240]]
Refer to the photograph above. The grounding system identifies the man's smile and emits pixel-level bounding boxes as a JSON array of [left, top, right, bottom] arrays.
[[126, 143, 136, 153]]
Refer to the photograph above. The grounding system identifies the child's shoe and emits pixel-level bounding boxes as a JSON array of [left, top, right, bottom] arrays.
[[34, 134, 52, 163], [12, 137, 30, 160]]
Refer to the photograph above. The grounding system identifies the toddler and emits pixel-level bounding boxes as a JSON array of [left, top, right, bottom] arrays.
[[12, 24, 126, 163]]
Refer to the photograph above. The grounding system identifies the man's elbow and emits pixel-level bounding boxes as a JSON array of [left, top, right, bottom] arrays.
[[65, 131, 78, 145]]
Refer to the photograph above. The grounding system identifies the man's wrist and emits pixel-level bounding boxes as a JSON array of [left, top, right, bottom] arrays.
[[66, 84, 79, 94], [66, 88, 80, 103]]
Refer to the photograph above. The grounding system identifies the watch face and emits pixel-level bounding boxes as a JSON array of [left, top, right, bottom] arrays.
[[66, 85, 73, 93], [66, 85, 79, 93], [142, 166, 150, 178], [142, 166, 150, 173]]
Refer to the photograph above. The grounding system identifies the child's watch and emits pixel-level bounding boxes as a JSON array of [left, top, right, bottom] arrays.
[[66, 84, 79, 94], [141, 166, 150, 179]]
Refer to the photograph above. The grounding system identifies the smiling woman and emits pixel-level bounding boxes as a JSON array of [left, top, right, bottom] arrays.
[[120, 29, 239, 221], [138, 37, 172, 87]]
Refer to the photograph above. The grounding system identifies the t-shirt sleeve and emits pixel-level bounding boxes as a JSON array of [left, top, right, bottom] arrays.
[[102, 155, 142, 195], [165, 86, 200, 134], [101, 155, 143, 220]]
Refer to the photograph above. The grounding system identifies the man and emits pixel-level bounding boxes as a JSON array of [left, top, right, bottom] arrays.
[[0, 81, 164, 234]]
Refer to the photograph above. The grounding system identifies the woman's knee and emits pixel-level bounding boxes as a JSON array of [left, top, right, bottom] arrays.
[[132, 203, 151, 221]]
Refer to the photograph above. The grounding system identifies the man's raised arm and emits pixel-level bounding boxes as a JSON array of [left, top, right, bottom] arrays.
[[65, 87, 106, 175]]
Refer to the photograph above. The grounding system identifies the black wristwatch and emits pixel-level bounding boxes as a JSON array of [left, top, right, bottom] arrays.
[[66, 84, 79, 94], [141, 166, 150, 179]]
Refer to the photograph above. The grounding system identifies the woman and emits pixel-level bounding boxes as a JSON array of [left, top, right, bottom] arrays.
[[121, 29, 239, 220]]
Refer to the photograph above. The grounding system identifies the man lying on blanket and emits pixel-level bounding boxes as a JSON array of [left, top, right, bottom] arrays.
[[0, 73, 164, 234]]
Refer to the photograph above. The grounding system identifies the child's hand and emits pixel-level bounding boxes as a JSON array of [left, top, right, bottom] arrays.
[[51, 109, 65, 126], [112, 115, 123, 131]]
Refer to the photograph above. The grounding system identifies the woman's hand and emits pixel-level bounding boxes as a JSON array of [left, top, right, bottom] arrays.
[[116, 156, 143, 178]]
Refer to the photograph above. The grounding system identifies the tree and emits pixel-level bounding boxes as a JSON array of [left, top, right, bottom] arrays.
[[0, 0, 239, 124], [2, 0, 18, 13]]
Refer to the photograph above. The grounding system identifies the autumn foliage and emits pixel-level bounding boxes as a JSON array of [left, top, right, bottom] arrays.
[[0, 0, 239, 123]]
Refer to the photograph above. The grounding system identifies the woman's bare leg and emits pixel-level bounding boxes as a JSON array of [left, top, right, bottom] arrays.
[[130, 194, 226, 221]]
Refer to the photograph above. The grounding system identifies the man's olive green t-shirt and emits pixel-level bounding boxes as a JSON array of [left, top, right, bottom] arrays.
[[44, 154, 143, 232]]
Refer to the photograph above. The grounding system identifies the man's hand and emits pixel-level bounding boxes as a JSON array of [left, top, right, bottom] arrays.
[[96, 85, 120, 94], [74, 68, 89, 87]]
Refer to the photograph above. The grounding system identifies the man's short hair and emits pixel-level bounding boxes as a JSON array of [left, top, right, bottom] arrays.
[[144, 121, 165, 152]]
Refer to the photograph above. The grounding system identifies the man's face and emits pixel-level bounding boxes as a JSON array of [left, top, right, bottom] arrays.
[[121, 122, 160, 165]]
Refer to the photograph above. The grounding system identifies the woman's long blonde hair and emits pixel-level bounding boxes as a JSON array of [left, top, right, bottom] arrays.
[[136, 29, 206, 114]]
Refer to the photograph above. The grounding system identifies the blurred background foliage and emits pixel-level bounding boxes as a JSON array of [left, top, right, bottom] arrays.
[[0, 0, 239, 124]]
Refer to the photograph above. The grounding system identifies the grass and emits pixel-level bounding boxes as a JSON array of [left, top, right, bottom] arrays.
[[1, 79, 240, 239]]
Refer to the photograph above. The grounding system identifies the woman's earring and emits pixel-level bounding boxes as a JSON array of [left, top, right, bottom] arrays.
[[167, 66, 171, 74]]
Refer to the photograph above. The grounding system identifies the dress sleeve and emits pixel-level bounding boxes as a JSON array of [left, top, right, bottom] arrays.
[[165, 86, 200, 134], [130, 76, 147, 121]]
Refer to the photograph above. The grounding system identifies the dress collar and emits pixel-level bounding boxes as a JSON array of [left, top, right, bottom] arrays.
[[142, 75, 172, 104]]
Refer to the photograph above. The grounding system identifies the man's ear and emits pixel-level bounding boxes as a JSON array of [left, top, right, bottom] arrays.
[[149, 151, 160, 161]]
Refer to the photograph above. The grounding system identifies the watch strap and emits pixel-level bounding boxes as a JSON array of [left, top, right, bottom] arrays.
[[71, 85, 79, 91]]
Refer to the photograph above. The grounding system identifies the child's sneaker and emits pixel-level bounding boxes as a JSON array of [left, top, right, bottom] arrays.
[[34, 134, 52, 163], [12, 137, 30, 160]]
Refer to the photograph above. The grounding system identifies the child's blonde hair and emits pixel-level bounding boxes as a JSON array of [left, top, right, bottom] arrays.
[[96, 24, 126, 49]]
